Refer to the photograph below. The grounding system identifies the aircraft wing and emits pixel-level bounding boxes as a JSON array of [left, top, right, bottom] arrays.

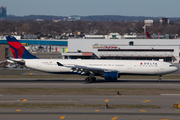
[[67, 65, 104, 71], [57, 62, 116, 72]]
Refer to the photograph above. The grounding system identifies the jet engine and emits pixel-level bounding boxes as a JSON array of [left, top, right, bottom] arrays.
[[104, 71, 118, 80]]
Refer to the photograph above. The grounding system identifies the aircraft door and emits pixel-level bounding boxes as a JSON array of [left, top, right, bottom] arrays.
[[160, 63, 165, 71], [127, 63, 132, 69], [37, 61, 41, 67]]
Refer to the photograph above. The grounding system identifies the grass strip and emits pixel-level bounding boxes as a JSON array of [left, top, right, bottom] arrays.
[[0, 103, 160, 109], [0, 75, 87, 79], [0, 74, 180, 79], [1, 88, 180, 95]]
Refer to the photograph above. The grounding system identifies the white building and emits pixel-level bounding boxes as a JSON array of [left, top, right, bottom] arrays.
[[84, 33, 122, 39], [123, 33, 137, 39]]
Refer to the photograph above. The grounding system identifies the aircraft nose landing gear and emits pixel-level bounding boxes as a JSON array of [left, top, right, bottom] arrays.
[[158, 75, 162, 81], [85, 77, 96, 82]]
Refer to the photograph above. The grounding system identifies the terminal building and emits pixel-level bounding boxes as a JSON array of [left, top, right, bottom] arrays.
[[62, 39, 180, 68]]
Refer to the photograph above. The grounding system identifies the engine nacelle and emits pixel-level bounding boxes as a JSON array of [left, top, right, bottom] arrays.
[[104, 71, 118, 80]]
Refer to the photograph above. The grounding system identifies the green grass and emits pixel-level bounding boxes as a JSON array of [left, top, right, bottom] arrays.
[[0, 75, 86, 78], [1, 88, 180, 95], [0, 74, 179, 79], [120, 75, 180, 79], [0, 103, 160, 109]]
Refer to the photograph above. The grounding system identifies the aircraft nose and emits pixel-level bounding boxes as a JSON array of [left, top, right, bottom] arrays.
[[175, 67, 179, 71], [173, 66, 179, 72]]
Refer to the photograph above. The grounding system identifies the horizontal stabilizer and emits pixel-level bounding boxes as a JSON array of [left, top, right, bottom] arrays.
[[6, 57, 25, 65]]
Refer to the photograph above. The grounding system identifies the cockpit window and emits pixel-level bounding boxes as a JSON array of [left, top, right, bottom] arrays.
[[169, 65, 175, 67]]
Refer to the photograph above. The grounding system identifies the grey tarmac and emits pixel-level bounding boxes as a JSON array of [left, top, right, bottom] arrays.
[[0, 108, 180, 120], [0, 78, 180, 88], [0, 70, 180, 120], [0, 95, 179, 108]]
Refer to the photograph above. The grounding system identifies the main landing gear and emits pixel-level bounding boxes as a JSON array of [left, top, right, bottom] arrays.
[[85, 77, 96, 82], [158, 75, 162, 81], [85, 71, 96, 82]]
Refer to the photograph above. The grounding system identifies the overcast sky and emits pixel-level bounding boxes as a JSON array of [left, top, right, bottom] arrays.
[[1, 0, 180, 17]]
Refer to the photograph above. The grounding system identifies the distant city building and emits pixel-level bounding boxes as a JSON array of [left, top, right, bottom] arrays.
[[67, 16, 81, 21], [0, 6, 7, 18], [144, 19, 159, 27], [144, 19, 154, 27], [52, 18, 61, 22], [36, 19, 44, 22], [52, 16, 80, 22], [159, 18, 170, 24], [144, 18, 172, 27]]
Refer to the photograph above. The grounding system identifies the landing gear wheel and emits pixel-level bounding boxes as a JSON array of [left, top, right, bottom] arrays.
[[85, 77, 96, 82], [92, 77, 96, 82], [85, 77, 90, 82], [158, 75, 162, 81]]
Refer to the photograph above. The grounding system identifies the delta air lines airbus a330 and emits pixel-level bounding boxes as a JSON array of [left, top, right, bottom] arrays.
[[6, 36, 178, 82]]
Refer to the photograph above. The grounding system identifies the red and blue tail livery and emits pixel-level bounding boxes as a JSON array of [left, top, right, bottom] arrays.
[[6, 36, 37, 59]]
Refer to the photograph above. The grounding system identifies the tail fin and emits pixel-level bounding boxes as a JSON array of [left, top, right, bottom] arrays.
[[6, 36, 37, 59], [146, 32, 152, 39]]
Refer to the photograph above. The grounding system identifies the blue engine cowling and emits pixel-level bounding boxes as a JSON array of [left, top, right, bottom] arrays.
[[104, 71, 118, 80]]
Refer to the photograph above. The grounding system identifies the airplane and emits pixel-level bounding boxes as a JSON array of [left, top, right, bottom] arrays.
[[6, 36, 178, 82]]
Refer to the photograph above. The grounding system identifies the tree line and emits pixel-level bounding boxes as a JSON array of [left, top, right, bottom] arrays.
[[0, 20, 180, 37]]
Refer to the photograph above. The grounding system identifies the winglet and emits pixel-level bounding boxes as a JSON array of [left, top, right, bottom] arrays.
[[6, 36, 38, 59]]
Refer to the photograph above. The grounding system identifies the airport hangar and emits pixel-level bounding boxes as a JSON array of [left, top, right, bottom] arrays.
[[62, 39, 180, 68]]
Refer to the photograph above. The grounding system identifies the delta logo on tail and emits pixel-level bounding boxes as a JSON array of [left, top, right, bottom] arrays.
[[6, 36, 37, 59]]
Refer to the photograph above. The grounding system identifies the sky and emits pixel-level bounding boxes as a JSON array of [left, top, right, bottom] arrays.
[[1, 0, 180, 17]]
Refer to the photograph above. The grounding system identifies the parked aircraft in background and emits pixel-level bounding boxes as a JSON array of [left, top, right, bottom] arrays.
[[146, 32, 152, 39], [6, 36, 178, 82]]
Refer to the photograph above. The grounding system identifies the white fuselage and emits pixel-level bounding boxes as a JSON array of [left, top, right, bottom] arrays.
[[24, 59, 178, 75]]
